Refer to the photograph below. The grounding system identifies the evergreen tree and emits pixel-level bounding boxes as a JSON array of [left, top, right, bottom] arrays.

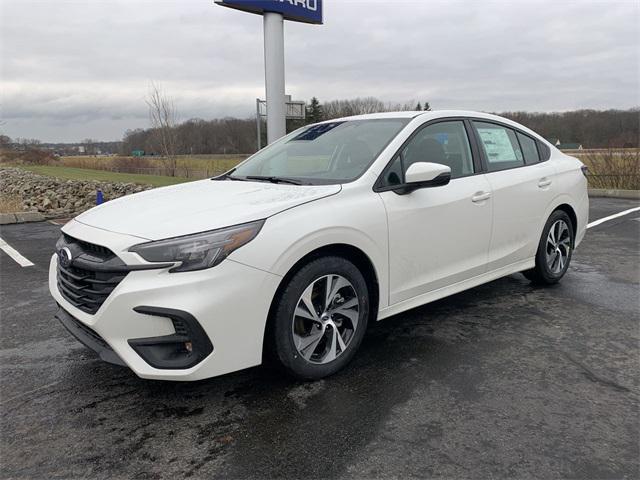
[[423, 102, 432, 111], [416, 102, 422, 111], [305, 97, 323, 124]]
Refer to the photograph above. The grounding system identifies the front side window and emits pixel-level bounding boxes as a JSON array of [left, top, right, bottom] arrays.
[[474, 121, 524, 172], [231, 119, 409, 185], [379, 120, 474, 187]]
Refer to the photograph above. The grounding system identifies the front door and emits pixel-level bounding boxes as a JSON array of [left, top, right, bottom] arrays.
[[377, 120, 493, 305]]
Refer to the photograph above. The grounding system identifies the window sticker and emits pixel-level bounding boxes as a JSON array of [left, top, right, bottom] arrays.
[[477, 128, 517, 162], [435, 133, 449, 145], [291, 122, 345, 141]]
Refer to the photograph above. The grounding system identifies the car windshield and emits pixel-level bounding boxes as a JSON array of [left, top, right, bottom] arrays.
[[230, 118, 410, 185]]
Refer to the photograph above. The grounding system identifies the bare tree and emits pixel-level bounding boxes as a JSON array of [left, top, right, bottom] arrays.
[[15, 137, 41, 150], [322, 97, 416, 120], [82, 138, 97, 155], [146, 82, 179, 176]]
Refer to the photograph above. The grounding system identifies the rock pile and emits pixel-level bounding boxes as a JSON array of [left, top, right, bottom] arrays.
[[0, 167, 153, 219]]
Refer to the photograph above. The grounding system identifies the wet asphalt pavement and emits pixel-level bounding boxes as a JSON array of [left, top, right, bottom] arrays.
[[1, 197, 639, 479]]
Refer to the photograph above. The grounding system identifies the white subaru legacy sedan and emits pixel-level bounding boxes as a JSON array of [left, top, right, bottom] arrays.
[[50, 111, 588, 381]]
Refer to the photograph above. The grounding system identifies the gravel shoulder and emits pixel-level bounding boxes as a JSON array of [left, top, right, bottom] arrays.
[[0, 166, 154, 219]]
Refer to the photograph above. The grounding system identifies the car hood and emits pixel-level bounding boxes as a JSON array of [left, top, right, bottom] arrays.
[[75, 179, 341, 240]]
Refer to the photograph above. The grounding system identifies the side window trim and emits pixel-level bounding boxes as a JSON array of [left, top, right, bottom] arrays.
[[514, 131, 526, 164], [374, 117, 478, 191], [464, 118, 485, 174]]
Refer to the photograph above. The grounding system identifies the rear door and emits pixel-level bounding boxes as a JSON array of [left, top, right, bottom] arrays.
[[471, 121, 557, 271], [377, 119, 493, 305]]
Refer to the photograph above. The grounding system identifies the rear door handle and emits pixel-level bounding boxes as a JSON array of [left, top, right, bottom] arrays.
[[538, 177, 552, 188], [471, 191, 491, 203]]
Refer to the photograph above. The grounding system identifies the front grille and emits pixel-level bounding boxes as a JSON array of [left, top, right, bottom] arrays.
[[57, 263, 128, 314], [56, 235, 130, 314], [63, 232, 112, 258]]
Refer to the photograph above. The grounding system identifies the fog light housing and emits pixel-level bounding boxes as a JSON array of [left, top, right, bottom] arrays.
[[129, 306, 213, 369]]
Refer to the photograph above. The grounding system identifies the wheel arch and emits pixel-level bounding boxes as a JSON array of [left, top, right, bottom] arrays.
[[540, 195, 579, 243], [262, 243, 380, 359], [554, 203, 578, 241]]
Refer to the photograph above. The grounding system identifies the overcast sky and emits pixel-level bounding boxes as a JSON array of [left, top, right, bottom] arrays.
[[1, 0, 638, 142]]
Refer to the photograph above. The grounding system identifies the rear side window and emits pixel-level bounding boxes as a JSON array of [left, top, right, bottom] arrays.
[[517, 132, 540, 164], [473, 121, 524, 172], [537, 141, 551, 161]]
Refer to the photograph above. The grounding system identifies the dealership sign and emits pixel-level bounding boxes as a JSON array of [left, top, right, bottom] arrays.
[[214, 0, 323, 25], [214, 0, 323, 145]]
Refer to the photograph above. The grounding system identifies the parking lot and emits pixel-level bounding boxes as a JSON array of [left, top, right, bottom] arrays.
[[1, 196, 638, 479]]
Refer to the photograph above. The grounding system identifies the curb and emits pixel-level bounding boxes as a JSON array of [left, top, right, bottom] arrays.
[[0, 211, 46, 225], [588, 189, 640, 200]]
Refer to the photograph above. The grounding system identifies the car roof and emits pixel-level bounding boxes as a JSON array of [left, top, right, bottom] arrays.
[[321, 110, 507, 123], [319, 110, 546, 143]]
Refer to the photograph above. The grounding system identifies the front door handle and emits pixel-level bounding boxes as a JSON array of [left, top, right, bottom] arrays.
[[471, 191, 491, 203], [538, 177, 552, 188]]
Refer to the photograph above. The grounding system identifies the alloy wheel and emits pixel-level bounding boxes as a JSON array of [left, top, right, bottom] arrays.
[[291, 274, 360, 364], [546, 219, 571, 274]]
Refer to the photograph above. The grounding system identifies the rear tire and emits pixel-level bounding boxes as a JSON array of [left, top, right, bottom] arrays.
[[268, 256, 369, 380], [523, 210, 574, 285]]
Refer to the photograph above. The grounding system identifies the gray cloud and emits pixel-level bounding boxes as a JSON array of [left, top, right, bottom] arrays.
[[1, 0, 638, 141]]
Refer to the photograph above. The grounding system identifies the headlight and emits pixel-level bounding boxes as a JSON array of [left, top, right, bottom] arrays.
[[129, 220, 264, 272]]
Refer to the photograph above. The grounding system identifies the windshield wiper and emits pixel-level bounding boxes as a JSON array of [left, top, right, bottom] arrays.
[[245, 175, 303, 185], [212, 169, 248, 181]]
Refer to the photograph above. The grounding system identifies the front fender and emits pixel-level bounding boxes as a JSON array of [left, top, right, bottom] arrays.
[[230, 188, 390, 309]]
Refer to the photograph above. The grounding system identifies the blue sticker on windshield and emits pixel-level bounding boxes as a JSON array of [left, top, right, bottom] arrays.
[[292, 122, 345, 141], [436, 133, 448, 145]]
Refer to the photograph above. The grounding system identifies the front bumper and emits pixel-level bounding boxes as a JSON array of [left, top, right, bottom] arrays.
[[49, 250, 282, 381], [56, 306, 126, 367]]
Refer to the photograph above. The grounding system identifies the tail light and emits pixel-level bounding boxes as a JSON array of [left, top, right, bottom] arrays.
[[581, 165, 589, 178]]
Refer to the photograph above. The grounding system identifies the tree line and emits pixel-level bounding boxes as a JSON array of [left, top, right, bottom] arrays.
[[121, 97, 435, 156], [500, 109, 639, 148], [4, 98, 634, 158], [122, 98, 638, 156]]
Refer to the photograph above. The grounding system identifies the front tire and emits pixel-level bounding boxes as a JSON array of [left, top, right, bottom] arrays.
[[268, 256, 369, 380], [523, 210, 574, 285]]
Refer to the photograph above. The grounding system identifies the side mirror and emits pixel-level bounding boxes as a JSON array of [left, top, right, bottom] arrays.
[[402, 162, 451, 192]]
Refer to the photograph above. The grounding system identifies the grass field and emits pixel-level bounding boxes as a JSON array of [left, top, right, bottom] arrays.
[[59, 154, 247, 179], [7, 149, 639, 190], [18, 165, 190, 187], [577, 149, 639, 190]]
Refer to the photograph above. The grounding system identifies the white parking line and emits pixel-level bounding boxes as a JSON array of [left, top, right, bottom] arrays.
[[587, 206, 640, 229], [0, 237, 35, 267]]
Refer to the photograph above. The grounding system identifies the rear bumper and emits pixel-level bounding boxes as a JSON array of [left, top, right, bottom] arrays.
[[575, 186, 589, 248]]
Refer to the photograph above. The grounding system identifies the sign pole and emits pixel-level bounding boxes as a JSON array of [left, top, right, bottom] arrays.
[[263, 12, 286, 144], [215, 1, 322, 145], [256, 98, 262, 150]]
